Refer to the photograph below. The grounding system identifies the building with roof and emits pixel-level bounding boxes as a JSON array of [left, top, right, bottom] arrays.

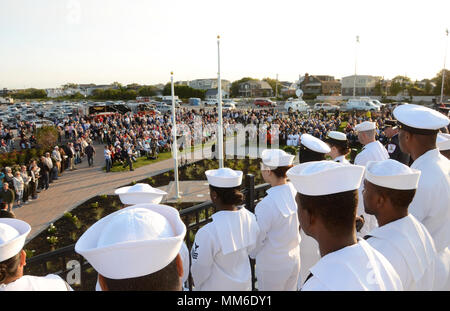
[[238, 80, 273, 97], [341, 75, 382, 96]]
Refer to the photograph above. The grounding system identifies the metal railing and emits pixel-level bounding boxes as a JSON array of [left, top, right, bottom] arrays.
[[24, 174, 270, 291]]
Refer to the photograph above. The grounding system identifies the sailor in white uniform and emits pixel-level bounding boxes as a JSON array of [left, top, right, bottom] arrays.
[[362, 159, 437, 291], [250, 149, 301, 291], [437, 133, 450, 160], [393, 104, 450, 290], [108, 183, 190, 290], [76, 203, 186, 291], [353, 121, 388, 237], [0, 218, 72, 291], [190, 168, 260, 291], [354, 121, 389, 167], [296, 133, 331, 284], [324, 131, 350, 164], [287, 161, 403, 291]]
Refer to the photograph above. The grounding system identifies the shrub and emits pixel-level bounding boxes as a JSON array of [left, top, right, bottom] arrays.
[[47, 223, 57, 234], [46, 236, 58, 245], [91, 202, 99, 208]]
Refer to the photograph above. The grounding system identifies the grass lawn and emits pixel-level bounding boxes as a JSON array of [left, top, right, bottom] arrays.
[[104, 151, 173, 172]]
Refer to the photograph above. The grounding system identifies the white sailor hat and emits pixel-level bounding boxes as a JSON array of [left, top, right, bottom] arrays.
[[325, 131, 348, 147], [286, 161, 365, 196], [0, 219, 31, 262], [327, 131, 347, 141], [205, 168, 243, 188], [300, 134, 331, 154], [115, 183, 168, 205], [261, 149, 295, 169], [365, 159, 421, 190], [75, 204, 186, 280], [437, 133, 450, 151], [393, 104, 450, 135], [354, 121, 376, 132]]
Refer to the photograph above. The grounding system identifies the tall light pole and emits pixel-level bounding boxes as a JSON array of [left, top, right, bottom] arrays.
[[217, 35, 224, 168], [353, 35, 359, 98], [275, 73, 278, 98], [440, 29, 449, 104], [171, 72, 180, 199]]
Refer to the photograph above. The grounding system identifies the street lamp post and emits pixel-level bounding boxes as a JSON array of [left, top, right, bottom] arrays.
[[217, 35, 224, 168], [171, 72, 180, 199], [353, 35, 359, 99], [440, 29, 449, 104]]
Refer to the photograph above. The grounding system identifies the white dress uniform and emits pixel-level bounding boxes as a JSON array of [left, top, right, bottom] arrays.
[[251, 183, 301, 291], [354, 141, 389, 167], [0, 275, 72, 291], [287, 134, 294, 146], [393, 104, 450, 290], [409, 149, 450, 290], [287, 160, 403, 291], [354, 139, 388, 238], [334, 155, 350, 164], [363, 159, 437, 290], [366, 215, 436, 291], [301, 239, 403, 291], [0, 218, 73, 291], [191, 207, 259, 291]]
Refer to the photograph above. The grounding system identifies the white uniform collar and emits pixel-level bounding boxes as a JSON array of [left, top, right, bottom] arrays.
[[265, 183, 297, 217], [211, 208, 259, 255], [410, 149, 440, 169], [309, 239, 389, 291], [367, 214, 435, 282], [334, 155, 349, 163]]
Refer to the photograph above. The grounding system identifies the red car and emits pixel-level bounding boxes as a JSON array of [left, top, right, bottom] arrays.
[[253, 99, 276, 107]]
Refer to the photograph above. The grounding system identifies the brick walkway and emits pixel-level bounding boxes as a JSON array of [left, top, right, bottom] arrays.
[[16, 143, 207, 242]]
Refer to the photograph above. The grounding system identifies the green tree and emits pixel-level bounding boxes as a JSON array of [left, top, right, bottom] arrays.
[[432, 69, 450, 96], [162, 84, 206, 99], [138, 86, 157, 97], [262, 77, 278, 94], [36, 126, 58, 152]]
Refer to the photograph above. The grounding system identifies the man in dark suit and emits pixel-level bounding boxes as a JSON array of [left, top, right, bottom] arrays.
[[383, 120, 410, 165], [38, 156, 50, 190]]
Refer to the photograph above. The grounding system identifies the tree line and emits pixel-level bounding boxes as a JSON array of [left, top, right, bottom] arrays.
[[7, 69, 450, 101]]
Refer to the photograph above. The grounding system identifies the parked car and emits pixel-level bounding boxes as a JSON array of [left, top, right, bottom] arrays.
[[253, 99, 276, 107], [344, 99, 381, 112], [223, 102, 236, 110], [313, 103, 340, 112], [284, 99, 310, 112]]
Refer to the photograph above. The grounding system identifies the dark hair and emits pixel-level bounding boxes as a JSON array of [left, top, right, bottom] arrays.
[[370, 183, 416, 209], [326, 140, 350, 156], [271, 165, 293, 179], [298, 190, 358, 236], [209, 185, 244, 206], [299, 145, 326, 163], [100, 257, 180, 291], [0, 252, 21, 284]]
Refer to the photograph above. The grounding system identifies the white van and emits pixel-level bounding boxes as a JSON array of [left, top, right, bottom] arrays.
[[285, 99, 310, 112], [344, 99, 380, 112]]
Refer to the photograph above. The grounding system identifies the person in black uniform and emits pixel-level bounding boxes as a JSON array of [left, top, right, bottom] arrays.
[[383, 120, 410, 165]]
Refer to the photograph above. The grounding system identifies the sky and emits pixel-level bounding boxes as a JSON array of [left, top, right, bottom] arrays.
[[0, 0, 449, 89]]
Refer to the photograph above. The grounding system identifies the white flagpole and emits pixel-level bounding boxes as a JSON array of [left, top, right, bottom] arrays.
[[217, 35, 224, 168], [440, 29, 448, 105], [353, 35, 359, 98], [171, 72, 180, 199]]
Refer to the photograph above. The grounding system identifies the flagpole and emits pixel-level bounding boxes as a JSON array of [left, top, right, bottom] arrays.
[[353, 35, 359, 99], [440, 29, 449, 105], [171, 72, 180, 199], [217, 35, 224, 168]]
